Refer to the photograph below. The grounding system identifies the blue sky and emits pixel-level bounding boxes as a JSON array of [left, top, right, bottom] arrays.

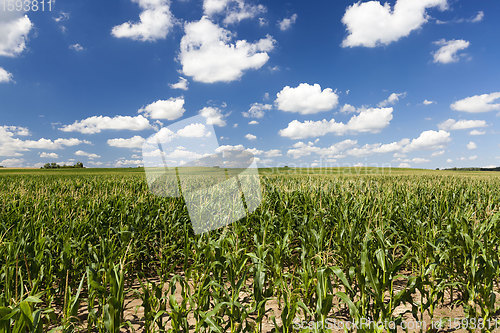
[[1, 0, 499, 169]]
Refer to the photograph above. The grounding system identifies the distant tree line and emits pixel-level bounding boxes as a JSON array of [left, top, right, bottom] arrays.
[[41, 162, 84, 169], [444, 167, 500, 171]]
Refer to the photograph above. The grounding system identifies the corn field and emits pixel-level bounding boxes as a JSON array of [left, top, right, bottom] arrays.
[[0, 169, 499, 332]]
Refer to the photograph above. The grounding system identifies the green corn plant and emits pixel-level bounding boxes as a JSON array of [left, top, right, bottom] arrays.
[[166, 274, 190, 332], [101, 263, 128, 333], [0, 295, 44, 333]]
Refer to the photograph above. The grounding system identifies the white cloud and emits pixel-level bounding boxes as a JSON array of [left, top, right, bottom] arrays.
[[340, 104, 357, 113], [403, 130, 451, 152], [264, 149, 282, 157], [115, 159, 143, 167], [111, 0, 175, 42], [466, 141, 477, 150], [275, 83, 339, 115], [75, 150, 101, 159], [287, 140, 356, 159], [438, 119, 487, 131], [278, 13, 297, 31], [0, 67, 13, 83], [148, 127, 175, 143], [69, 43, 84, 51], [169, 77, 189, 90], [166, 147, 205, 161], [138, 97, 185, 120], [245, 133, 256, 140], [248, 120, 259, 125], [216, 144, 244, 152], [107, 136, 145, 148], [0, 126, 31, 137], [446, 158, 453, 163], [432, 39, 470, 64], [0, 12, 33, 57], [399, 163, 411, 168], [423, 99, 435, 105], [87, 161, 105, 167], [279, 107, 393, 140], [469, 129, 485, 136], [1, 126, 90, 156], [60, 115, 151, 134], [451, 92, 500, 113], [203, 0, 229, 16], [242, 103, 272, 118], [395, 157, 430, 164], [284, 128, 453, 160], [39, 152, 59, 158], [378, 92, 406, 107], [177, 123, 211, 137], [179, 17, 275, 83], [203, 0, 266, 24], [341, 0, 447, 48], [199, 106, 226, 126], [347, 139, 410, 157], [0, 158, 23, 167], [53, 12, 70, 23], [471, 11, 484, 23]]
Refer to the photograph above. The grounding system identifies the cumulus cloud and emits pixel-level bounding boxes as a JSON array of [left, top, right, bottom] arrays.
[[275, 83, 339, 115], [107, 136, 145, 149], [199, 106, 227, 126], [69, 43, 84, 52], [245, 133, 257, 140], [432, 39, 470, 64], [378, 92, 406, 107], [438, 119, 487, 131], [469, 129, 485, 136], [39, 152, 59, 158], [466, 141, 477, 150], [111, 0, 175, 42], [177, 123, 211, 137], [346, 139, 410, 157], [394, 157, 430, 165], [75, 150, 101, 159], [0, 67, 13, 83], [179, 17, 275, 83], [423, 99, 435, 105], [285, 128, 452, 160], [115, 159, 143, 167], [279, 107, 393, 140], [340, 104, 357, 113], [278, 13, 298, 31], [203, 0, 266, 24], [0, 11, 33, 57], [138, 97, 185, 120], [169, 77, 189, 90], [451, 92, 500, 113], [471, 11, 484, 23], [403, 130, 450, 152], [1, 126, 90, 156], [242, 103, 272, 118], [264, 149, 282, 157], [248, 120, 259, 125], [341, 0, 447, 48], [60, 115, 151, 134], [0, 158, 23, 167], [287, 140, 357, 159]]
